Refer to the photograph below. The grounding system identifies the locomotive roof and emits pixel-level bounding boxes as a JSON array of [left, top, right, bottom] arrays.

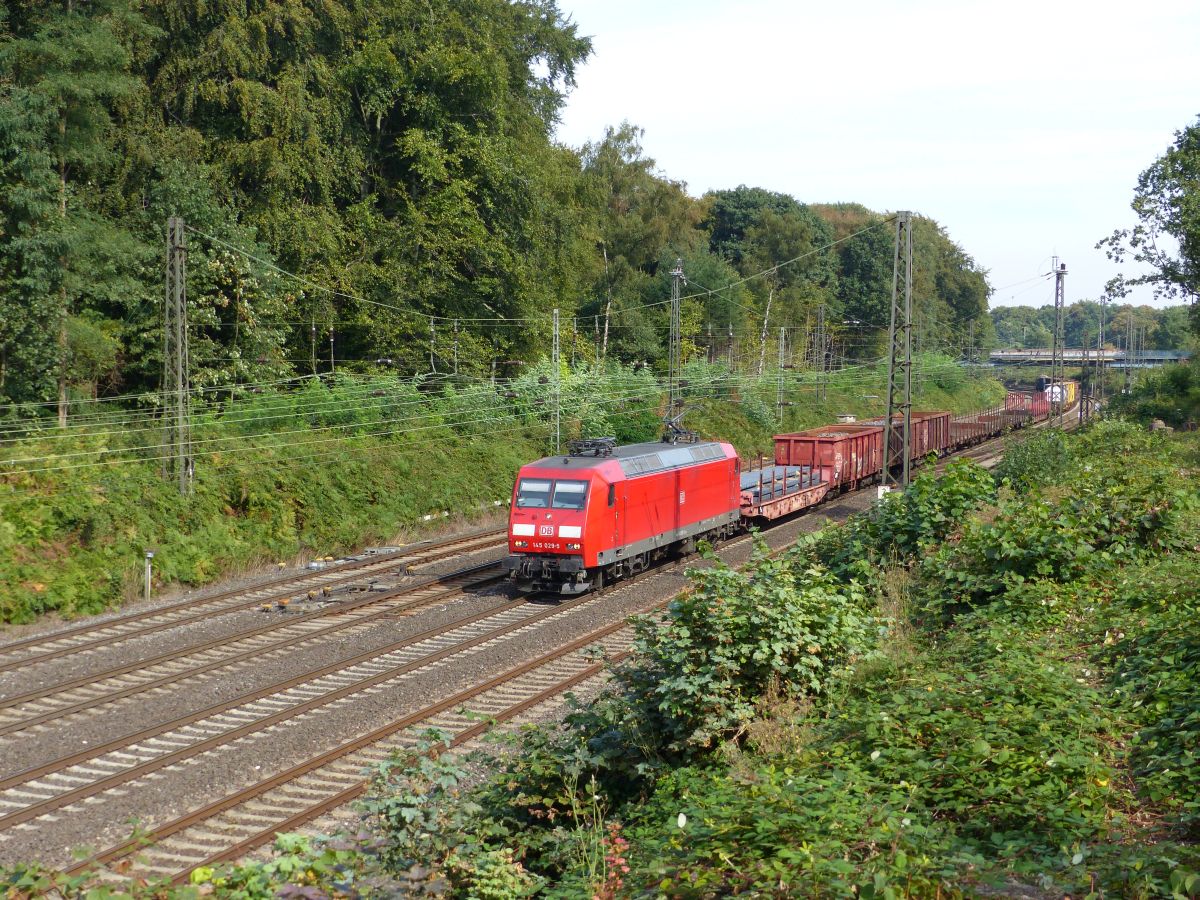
[[527, 440, 729, 477]]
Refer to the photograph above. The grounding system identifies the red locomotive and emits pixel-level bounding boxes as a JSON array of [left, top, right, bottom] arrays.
[[505, 392, 1056, 594], [504, 438, 741, 594]]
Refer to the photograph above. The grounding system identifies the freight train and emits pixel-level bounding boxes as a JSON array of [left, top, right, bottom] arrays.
[[504, 387, 1070, 594]]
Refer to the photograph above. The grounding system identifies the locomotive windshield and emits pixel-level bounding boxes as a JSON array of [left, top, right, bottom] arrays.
[[551, 480, 589, 510], [516, 479, 552, 508]]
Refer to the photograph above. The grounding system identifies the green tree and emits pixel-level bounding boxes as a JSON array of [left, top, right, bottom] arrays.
[[0, 0, 153, 419], [1099, 116, 1200, 333], [579, 123, 703, 362], [0, 64, 63, 408]]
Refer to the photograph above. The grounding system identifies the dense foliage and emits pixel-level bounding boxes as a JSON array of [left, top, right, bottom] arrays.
[[990, 299, 1196, 351], [0, 1, 993, 417], [1107, 356, 1200, 427]]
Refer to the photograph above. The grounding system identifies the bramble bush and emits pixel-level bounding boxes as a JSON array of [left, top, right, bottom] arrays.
[[447, 545, 883, 886], [619, 544, 878, 755], [927, 426, 1194, 609], [992, 427, 1072, 491], [614, 612, 1124, 897], [799, 458, 996, 585], [1097, 553, 1200, 836]]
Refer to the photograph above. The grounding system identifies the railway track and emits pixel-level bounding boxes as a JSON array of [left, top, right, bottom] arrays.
[[0, 412, 1085, 880], [47, 512, 838, 884], [0, 584, 605, 830], [0, 527, 506, 677], [0, 561, 504, 738], [79, 621, 636, 883]]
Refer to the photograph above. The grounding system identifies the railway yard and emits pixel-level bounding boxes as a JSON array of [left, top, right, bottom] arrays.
[[0, 413, 1067, 885]]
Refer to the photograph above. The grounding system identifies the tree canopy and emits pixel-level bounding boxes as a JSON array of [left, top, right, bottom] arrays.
[[1, 1, 999, 412], [1098, 116, 1200, 325]]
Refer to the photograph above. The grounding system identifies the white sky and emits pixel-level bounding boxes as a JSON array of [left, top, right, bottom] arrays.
[[552, 0, 1200, 310]]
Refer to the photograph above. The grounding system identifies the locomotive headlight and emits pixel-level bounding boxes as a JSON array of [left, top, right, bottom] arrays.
[[514, 540, 529, 548], [566, 542, 581, 550]]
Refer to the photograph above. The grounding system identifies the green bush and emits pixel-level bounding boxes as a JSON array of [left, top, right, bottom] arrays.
[[800, 458, 995, 585], [619, 545, 877, 756], [1099, 555, 1200, 835], [928, 431, 1193, 608]]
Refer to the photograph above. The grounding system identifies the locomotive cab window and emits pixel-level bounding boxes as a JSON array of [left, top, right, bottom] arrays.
[[516, 479, 552, 508], [551, 480, 589, 510], [607, 484, 616, 507]]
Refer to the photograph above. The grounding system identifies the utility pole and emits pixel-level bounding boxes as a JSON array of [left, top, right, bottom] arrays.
[[668, 258, 684, 421], [776, 326, 786, 422], [329, 327, 335, 375], [1097, 298, 1106, 406], [1051, 259, 1067, 426], [163, 216, 192, 495], [601, 245, 612, 361], [1080, 333, 1088, 424], [552, 308, 560, 453], [816, 303, 827, 401], [1124, 313, 1133, 395], [883, 212, 913, 489], [429, 318, 436, 372], [452, 319, 459, 375]]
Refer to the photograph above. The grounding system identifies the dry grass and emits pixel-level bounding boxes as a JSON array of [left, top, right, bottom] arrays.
[[720, 680, 816, 775], [877, 564, 917, 666]]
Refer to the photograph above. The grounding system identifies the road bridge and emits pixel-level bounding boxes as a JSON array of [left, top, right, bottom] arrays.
[[989, 348, 1191, 368]]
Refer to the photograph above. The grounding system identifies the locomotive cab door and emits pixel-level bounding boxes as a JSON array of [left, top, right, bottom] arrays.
[[608, 481, 624, 554]]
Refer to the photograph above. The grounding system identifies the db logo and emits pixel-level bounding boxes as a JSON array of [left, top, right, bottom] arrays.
[[539, 525, 554, 536]]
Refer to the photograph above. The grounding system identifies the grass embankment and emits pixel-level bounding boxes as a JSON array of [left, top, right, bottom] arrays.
[[0, 356, 1002, 624], [0, 375, 556, 623]]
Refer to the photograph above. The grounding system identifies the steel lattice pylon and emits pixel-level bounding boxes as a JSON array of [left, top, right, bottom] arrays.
[[1051, 260, 1067, 425], [163, 217, 192, 494], [883, 211, 913, 489]]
